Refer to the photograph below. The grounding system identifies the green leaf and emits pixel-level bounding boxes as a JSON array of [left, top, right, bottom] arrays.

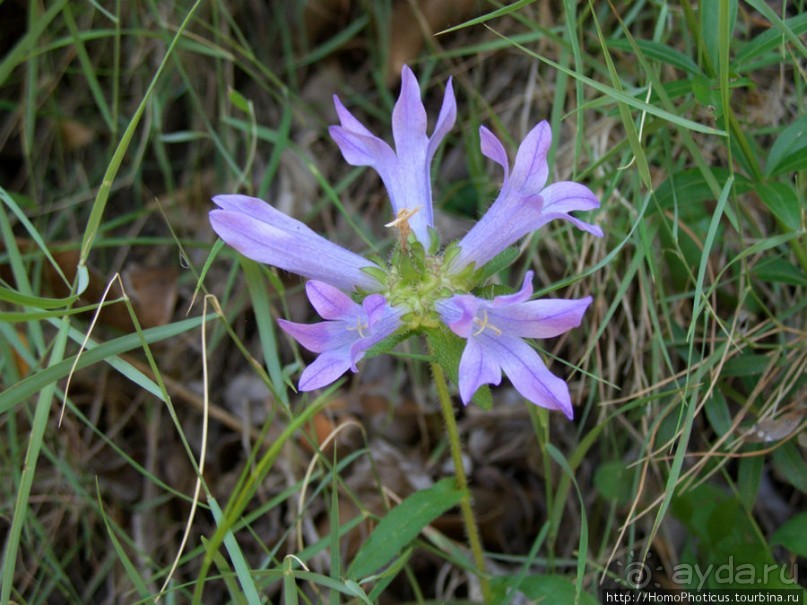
[[753, 257, 806, 287], [772, 441, 807, 494], [652, 168, 752, 214], [771, 512, 807, 557], [757, 182, 802, 232], [491, 574, 598, 605], [736, 454, 763, 511], [228, 88, 252, 113], [701, 0, 737, 73], [594, 461, 635, 504], [766, 115, 807, 177], [347, 478, 463, 580], [704, 390, 732, 437], [691, 75, 721, 117], [604, 38, 700, 75], [476, 246, 519, 283]]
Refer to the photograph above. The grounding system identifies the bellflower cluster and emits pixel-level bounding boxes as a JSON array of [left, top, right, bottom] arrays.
[[210, 65, 602, 419]]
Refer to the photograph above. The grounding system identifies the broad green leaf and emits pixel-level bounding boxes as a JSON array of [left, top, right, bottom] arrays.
[[0, 286, 79, 309], [704, 390, 732, 437], [721, 353, 770, 378], [347, 478, 463, 580], [771, 512, 807, 557], [604, 38, 700, 75], [753, 257, 806, 287], [757, 182, 802, 232], [742, 0, 807, 60], [701, 0, 737, 73], [593, 461, 635, 504], [765, 116, 807, 177], [652, 168, 752, 214], [737, 454, 764, 510], [476, 246, 519, 283], [208, 498, 262, 605], [491, 574, 598, 605], [772, 441, 807, 494]]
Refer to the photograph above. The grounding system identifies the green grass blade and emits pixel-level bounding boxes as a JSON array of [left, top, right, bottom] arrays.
[[207, 498, 262, 605], [79, 0, 203, 267], [0, 316, 209, 415], [487, 27, 726, 137], [686, 176, 734, 343], [0, 318, 70, 605]]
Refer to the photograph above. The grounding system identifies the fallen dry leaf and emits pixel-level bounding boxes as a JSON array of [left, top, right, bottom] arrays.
[[388, 0, 480, 80], [44, 248, 178, 332]]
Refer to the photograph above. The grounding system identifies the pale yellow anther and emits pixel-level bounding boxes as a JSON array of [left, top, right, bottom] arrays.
[[472, 309, 501, 337], [385, 206, 422, 250], [384, 206, 422, 228], [347, 318, 368, 338]]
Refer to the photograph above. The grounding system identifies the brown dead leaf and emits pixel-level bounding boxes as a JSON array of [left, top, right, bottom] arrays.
[[59, 119, 94, 151], [388, 0, 480, 80], [745, 409, 806, 443], [121, 265, 178, 328], [44, 248, 177, 332]]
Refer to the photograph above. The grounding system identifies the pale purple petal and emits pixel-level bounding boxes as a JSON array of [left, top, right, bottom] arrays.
[[509, 121, 551, 195], [492, 271, 534, 306], [299, 349, 353, 391], [438, 280, 590, 418], [426, 77, 456, 161], [457, 336, 503, 404], [362, 293, 387, 324], [305, 281, 357, 321], [277, 319, 353, 353], [479, 126, 509, 176], [281, 286, 404, 389], [329, 102, 396, 168], [210, 195, 381, 292], [491, 297, 592, 339], [392, 65, 428, 157], [452, 121, 602, 271], [328, 66, 456, 246], [540, 181, 600, 213], [348, 303, 405, 370], [450, 195, 544, 270], [437, 295, 479, 338], [495, 335, 574, 419], [539, 182, 604, 237], [333, 95, 378, 139]]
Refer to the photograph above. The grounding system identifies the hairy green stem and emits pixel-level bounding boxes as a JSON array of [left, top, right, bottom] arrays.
[[429, 351, 490, 600]]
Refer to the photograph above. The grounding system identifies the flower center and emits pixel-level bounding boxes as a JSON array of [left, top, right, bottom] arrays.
[[472, 309, 501, 336], [346, 317, 368, 338]]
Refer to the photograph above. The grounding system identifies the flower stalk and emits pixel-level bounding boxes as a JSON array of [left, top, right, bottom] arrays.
[[429, 343, 490, 600]]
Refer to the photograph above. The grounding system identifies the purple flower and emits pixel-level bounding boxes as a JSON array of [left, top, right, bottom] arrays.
[[437, 271, 592, 419], [209, 194, 382, 293], [452, 122, 603, 271], [278, 281, 404, 391], [329, 65, 456, 246]]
